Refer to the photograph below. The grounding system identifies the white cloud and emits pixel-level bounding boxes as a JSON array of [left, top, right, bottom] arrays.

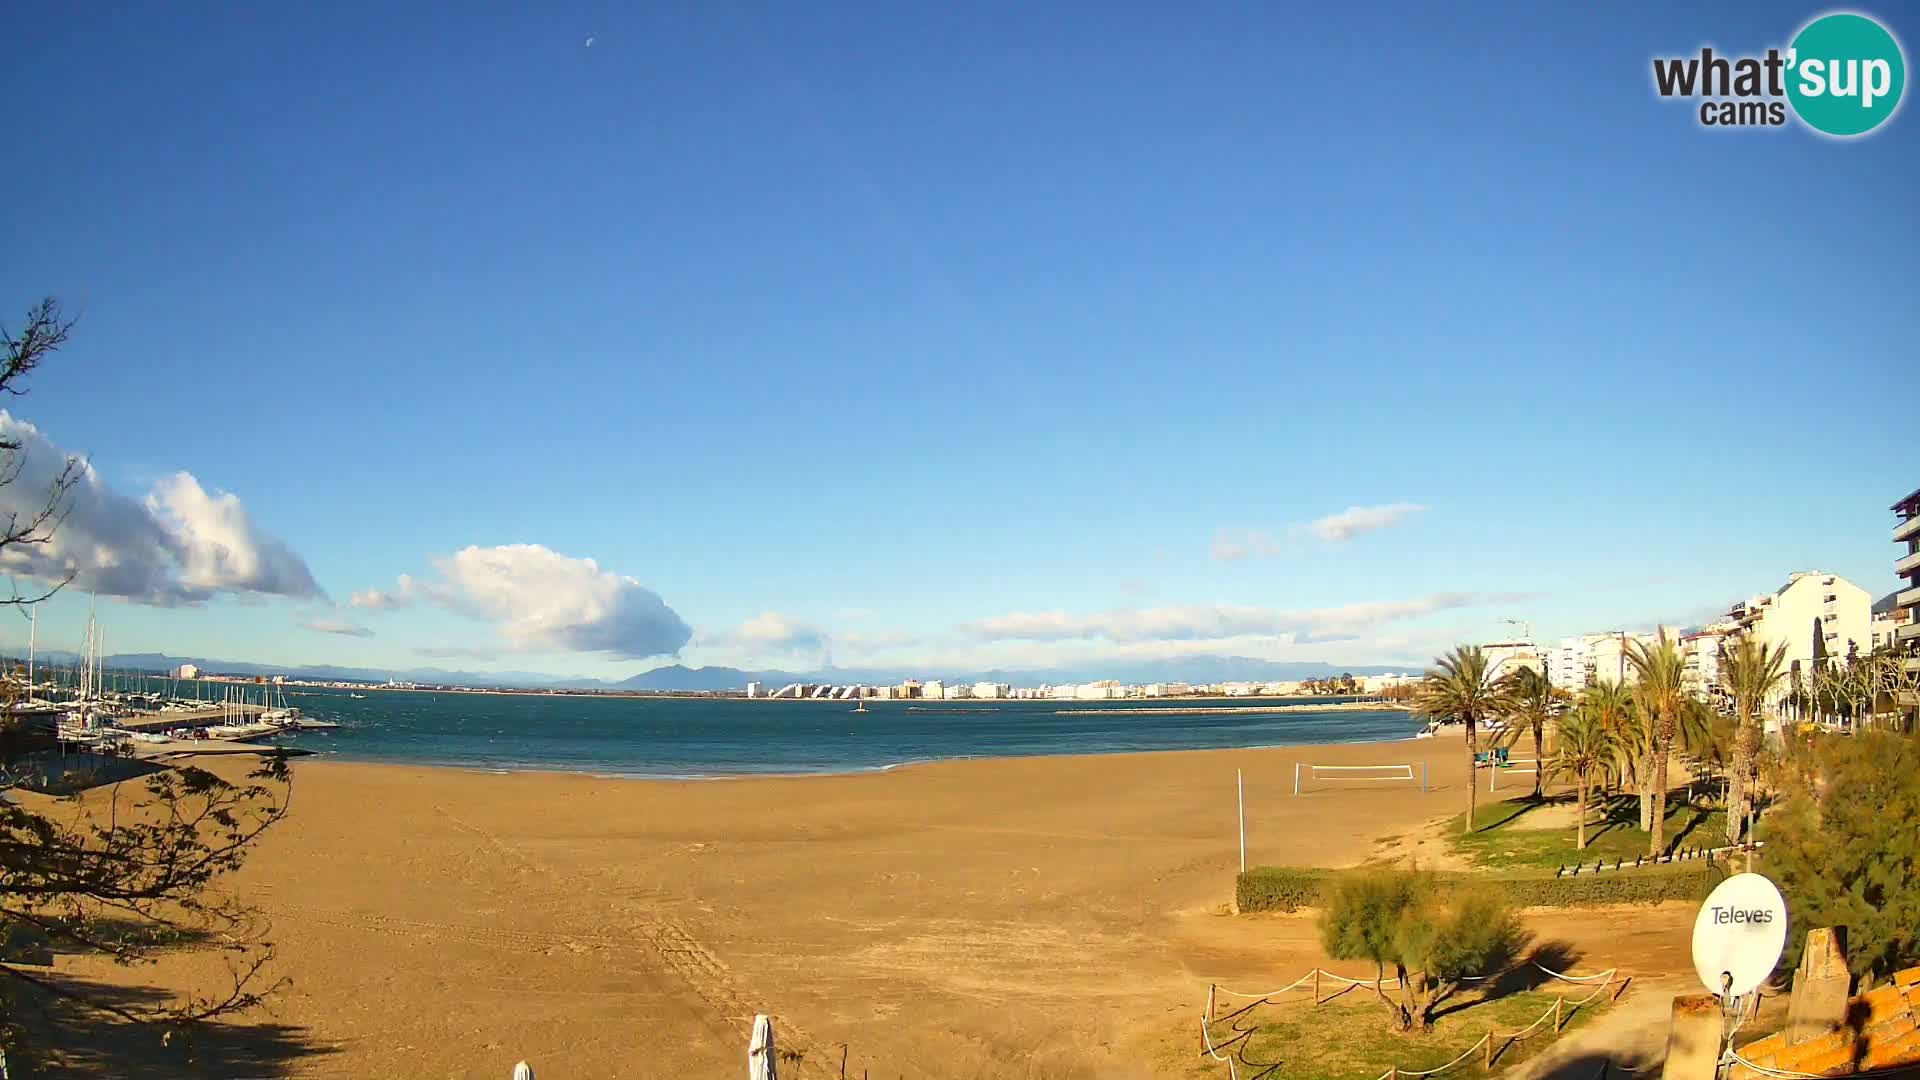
[[0, 412, 321, 605], [1212, 502, 1430, 561], [298, 612, 374, 638], [356, 544, 692, 660], [349, 573, 441, 611], [961, 592, 1480, 644], [734, 611, 829, 653], [1211, 529, 1285, 562], [1307, 502, 1429, 542]]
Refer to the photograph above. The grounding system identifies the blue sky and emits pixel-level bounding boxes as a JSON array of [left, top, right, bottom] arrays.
[[1, 2, 1912, 678]]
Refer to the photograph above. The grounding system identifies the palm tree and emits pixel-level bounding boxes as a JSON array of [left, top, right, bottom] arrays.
[[1626, 632, 1691, 857], [1583, 678, 1634, 800], [1547, 704, 1616, 850], [1415, 646, 1506, 834], [1717, 637, 1787, 846], [1498, 667, 1565, 799]]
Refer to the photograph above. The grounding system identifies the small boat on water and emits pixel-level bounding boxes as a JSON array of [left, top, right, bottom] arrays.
[[851, 700, 868, 714], [349, 693, 367, 699]]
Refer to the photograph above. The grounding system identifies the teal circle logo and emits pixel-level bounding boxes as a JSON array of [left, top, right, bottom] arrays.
[[1787, 12, 1906, 136]]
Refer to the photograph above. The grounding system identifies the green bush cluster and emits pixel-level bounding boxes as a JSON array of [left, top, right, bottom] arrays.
[[1237, 861, 1723, 913]]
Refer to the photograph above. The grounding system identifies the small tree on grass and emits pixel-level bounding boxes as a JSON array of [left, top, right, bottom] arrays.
[[1767, 732, 1920, 986], [1318, 870, 1519, 1033], [1547, 704, 1616, 851]]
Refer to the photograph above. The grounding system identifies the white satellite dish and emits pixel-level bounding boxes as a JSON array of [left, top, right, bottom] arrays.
[[1691, 872, 1789, 997]]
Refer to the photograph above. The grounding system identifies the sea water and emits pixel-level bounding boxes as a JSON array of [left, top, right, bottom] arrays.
[[271, 690, 1420, 777]]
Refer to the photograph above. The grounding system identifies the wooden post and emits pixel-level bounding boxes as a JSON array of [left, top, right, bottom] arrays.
[[1207, 984, 1216, 1021], [1314, 969, 1321, 1004], [1554, 997, 1564, 1032], [1484, 1032, 1494, 1069]]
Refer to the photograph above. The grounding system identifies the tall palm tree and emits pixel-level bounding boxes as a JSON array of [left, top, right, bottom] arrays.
[[1717, 637, 1787, 846], [1583, 678, 1634, 800], [1626, 632, 1691, 857], [1547, 704, 1616, 850], [1498, 667, 1565, 799], [1415, 646, 1506, 834]]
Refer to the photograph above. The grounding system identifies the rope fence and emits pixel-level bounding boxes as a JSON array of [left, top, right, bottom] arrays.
[[1200, 963, 1627, 1080]]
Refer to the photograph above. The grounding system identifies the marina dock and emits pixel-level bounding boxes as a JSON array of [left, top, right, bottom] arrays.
[[116, 704, 270, 733]]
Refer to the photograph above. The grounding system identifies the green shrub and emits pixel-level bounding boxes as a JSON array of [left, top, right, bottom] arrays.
[[1237, 861, 1723, 913]]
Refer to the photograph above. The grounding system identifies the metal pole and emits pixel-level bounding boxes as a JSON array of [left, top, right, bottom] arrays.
[[1237, 768, 1246, 872]]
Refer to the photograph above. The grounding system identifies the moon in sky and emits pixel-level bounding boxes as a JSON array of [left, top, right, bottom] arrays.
[[584, 35, 596, 48]]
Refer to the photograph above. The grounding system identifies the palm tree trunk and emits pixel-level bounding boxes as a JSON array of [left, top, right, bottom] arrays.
[[1532, 721, 1544, 799], [1576, 778, 1588, 850], [1649, 749, 1669, 857], [1463, 719, 1478, 833], [1638, 779, 1652, 831], [1726, 725, 1749, 846]]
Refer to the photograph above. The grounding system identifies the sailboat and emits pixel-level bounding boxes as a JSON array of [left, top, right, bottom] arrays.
[[850, 699, 869, 714]]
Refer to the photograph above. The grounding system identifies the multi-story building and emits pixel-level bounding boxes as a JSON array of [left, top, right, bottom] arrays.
[[745, 681, 761, 698], [174, 663, 199, 679], [1480, 638, 1545, 683], [1680, 627, 1732, 705], [1892, 488, 1920, 723], [1872, 609, 1906, 653], [1713, 571, 1871, 724], [921, 680, 944, 700]]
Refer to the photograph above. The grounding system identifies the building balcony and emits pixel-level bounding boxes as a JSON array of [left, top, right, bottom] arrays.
[[1900, 622, 1920, 644], [1898, 514, 1920, 544], [1899, 548, 1920, 577], [1901, 586, 1920, 611]]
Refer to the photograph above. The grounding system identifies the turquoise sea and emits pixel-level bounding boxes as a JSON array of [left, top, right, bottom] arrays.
[[267, 689, 1420, 777]]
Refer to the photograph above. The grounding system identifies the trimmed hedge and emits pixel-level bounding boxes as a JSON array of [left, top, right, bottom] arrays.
[[1236, 861, 1725, 913]]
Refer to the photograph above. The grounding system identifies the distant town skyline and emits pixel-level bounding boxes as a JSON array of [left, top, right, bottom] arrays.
[[2, 2, 1912, 678]]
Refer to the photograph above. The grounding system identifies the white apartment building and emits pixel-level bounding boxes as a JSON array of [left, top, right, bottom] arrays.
[[1481, 639, 1546, 682], [1680, 628, 1731, 702], [922, 680, 944, 700], [971, 682, 1008, 699], [174, 663, 199, 679], [1870, 610, 1906, 653], [1144, 682, 1193, 697], [1074, 680, 1125, 700], [1714, 571, 1871, 721], [745, 681, 761, 698]]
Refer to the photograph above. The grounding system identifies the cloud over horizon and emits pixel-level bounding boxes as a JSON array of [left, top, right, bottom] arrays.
[[353, 544, 693, 660], [960, 592, 1482, 644], [0, 412, 323, 605], [1307, 502, 1430, 542], [298, 612, 374, 638], [1213, 502, 1430, 561]]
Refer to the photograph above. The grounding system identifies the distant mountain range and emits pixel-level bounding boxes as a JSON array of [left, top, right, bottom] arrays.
[[3, 648, 1415, 692]]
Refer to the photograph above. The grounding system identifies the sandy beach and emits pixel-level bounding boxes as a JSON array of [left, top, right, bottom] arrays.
[[33, 736, 1697, 1079]]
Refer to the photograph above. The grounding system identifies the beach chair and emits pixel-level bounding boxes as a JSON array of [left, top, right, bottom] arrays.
[[1493, 747, 1511, 767]]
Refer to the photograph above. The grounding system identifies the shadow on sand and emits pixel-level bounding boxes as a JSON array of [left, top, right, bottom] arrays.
[[10, 974, 332, 1079]]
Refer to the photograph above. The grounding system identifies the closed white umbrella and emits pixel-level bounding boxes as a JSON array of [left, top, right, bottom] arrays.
[[512, 1062, 535, 1080], [749, 1014, 777, 1080]]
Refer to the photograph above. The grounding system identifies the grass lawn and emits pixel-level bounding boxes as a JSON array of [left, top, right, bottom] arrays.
[[1447, 789, 1748, 871], [1196, 979, 1615, 1080]]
